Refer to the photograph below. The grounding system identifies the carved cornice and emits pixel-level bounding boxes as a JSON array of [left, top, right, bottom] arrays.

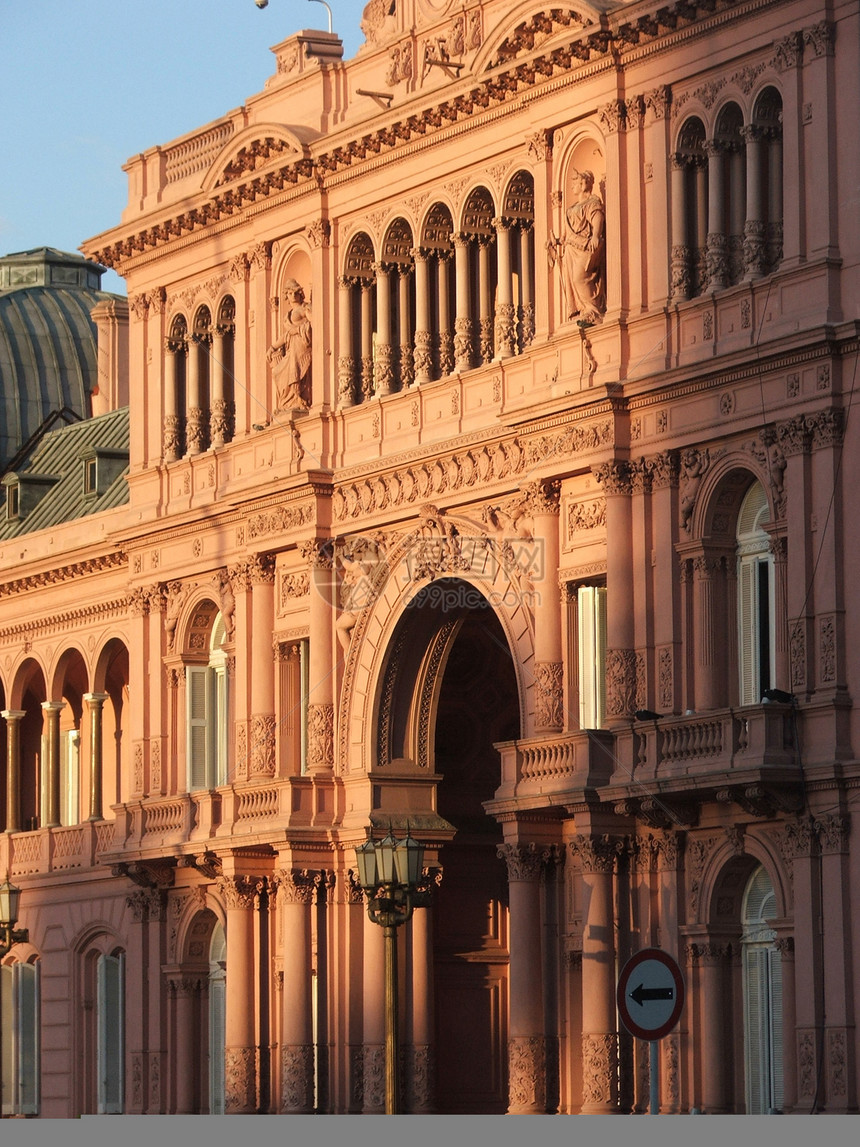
[[0, 594, 129, 643], [0, 552, 127, 601], [87, 2, 765, 271]]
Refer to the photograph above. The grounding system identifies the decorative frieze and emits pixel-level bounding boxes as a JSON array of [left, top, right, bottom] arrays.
[[569, 834, 617, 875], [534, 661, 563, 731], [307, 702, 334, 770], [582, 1033, 617, 1106], [508, 1035, 547, 1112]]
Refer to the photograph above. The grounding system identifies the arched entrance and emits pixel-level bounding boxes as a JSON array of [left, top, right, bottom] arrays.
[[378, 578, 520, 1112]]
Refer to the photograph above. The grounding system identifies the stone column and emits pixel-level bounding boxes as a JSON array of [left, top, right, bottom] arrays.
[[742, 124, 766, 278], [218, 876, 260, 1113], [337, 276, 356, 407], [210, 321, 231, 448], [300, 540, 335, 774], [362, 907, 385, 1113], [705, 141, 728, 289], [670, 154, 691, 300], [249, 556, 276, 780], [453, 233, 474, 370], [186, 331, 207, 455], [694, 158, 708, 279], [493, 217, 515, 359], [570, 834, 618, 1112], [594, 463, 636, 726], [767, 128, 784, 268], [436, 251, 454, 375], [397, 265, 414, 388], [359, 280, 374, 401], [163, 336, 185, 461], [817, 814, 856, 1111], [477, 235, 494, 363], [411, 248, 432, 384], [2, 709, 25, 832], [775, 935, 797, 1112], [278, 869, 319, 1112], [125, 891, 152, 1112], [691, 551, 728, 711], [524, 480, 563, 733], [42, 700, 65, 828], [651, 453, 681, 714], [691, 941, 732, 1113], [405, 905, 434, 1112], [519, 222, 535, 348], [499, 843, 547, 1113], [372, 262, 394, 396], [83, 692, 109, 821], [170, 976, 200, 1113], [276, 642, 303, 777]]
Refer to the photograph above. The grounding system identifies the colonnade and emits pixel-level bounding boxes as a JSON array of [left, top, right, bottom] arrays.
[[163, 299, 236, 462], [1, 692, 109, 831]]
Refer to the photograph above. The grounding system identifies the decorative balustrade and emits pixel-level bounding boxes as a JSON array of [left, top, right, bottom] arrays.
[[236, 786, 280, 821], [142, 796, 192, 837], [164, 122, 234, 184], [1, 820, 114, 877]]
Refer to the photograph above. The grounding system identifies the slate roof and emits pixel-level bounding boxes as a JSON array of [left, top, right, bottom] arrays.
[[0, 405, 129, 538]]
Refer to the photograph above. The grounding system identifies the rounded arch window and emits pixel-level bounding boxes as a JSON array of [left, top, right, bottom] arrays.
[[737, 481, 775, 705], [741, 865, 783, 1113], [187, 609, 230, 791]]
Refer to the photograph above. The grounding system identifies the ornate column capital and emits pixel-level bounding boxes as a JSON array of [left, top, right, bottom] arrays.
[[569, 833, 618, 874], [217, 875, 265, 910], [275, 869, 321, 905], [593, 461, 634, 496], [497, 842, 550, 882]]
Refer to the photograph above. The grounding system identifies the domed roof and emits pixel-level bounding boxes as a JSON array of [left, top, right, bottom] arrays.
[[0, 248, 124, 471]]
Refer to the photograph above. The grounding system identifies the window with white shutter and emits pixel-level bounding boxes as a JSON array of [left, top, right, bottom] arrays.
[[1, 961, 40, 1116], [742, 866, 783, 1113], [186, 611, 231, 791], [209, 923, 226, 1114], [577, 585, 607, 729], [737, 482, 775, 706], [97, 952, 125, 1114]]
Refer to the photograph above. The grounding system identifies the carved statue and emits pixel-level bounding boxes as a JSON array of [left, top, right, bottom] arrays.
[[215, 570, 236, 639], [164, 580, 187, 650], [679, 448, 710, 532], [361, 0, 396, 46], [268, 279, 312, 411], [335, 534, 387, 651], [559, 169, 606, 324]]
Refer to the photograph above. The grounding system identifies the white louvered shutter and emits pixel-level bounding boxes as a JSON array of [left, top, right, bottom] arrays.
[[209, 976, 226, 1114], [738, 557, 757, 705], [578, 586, 607, 729], [16, 962, 38, 1115], [97, 953, 124, 1113], [187, 666, 210, 791], [1, 964, 12, 1115]]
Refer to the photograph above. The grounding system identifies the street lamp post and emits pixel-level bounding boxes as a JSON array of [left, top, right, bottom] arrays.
[[354, 829, 424, 1114], [0, 877, 28, 1118]]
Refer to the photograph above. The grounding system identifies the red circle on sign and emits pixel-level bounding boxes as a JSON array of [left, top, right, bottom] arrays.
[[617, 948, 685, 1041]]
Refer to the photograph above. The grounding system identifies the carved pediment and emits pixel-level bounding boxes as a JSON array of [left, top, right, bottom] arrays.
[[484, 6, 594, 69], [206, 125, 316, 191]]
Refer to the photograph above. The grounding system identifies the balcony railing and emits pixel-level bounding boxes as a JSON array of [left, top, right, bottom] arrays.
[[0, 818, 116, 879]]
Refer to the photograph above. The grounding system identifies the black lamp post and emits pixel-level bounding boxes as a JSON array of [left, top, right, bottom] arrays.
[[354, 829, 424, 1114]]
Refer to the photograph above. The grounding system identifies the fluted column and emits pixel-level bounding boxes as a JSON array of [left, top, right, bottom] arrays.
[[519, 222, 535, 348], [436, 251, 454, 375], [218, 876, 260, 1113], [249, 556, 276, 780], [493, 217, 515, 359], [83, 692, 109, 821], [42, 700, 65, 828], [742, 124, 766, 278], [2, 709, 25, 832], [670, 154, 691, 300], [705, 141, 728, 289], [499, 843, 547, 1113], [163, 337, 184, 461], [767, 129, 783, 268], [694, 158, 708, 279], [775, 935, 796, 1112], [570, 834, 618, 1112], [411, 248, 432, 384], [359, 280, 374, 401], [650, 453, 681, 714], [278, 869, 319, 1112], [170, 976, 200, 1113], [397, 265, 413, 389], [373, 262, 394, 396], [300, 540, 335, 774], [453, 233, 474, 370], [337, 276, 356, 407], [691, 552, 728, 710], [525, 481, 563, 733]]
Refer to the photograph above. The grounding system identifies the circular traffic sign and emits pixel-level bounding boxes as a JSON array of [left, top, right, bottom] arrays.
[[617, 948, 685, 1041]]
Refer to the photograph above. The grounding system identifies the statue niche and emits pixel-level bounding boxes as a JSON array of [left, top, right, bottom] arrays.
[[268, 278, 312, 411], [556, 168, 606, 325]]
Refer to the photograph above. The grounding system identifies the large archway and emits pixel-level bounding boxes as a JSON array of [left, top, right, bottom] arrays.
[[380, 578, 520, 1112]]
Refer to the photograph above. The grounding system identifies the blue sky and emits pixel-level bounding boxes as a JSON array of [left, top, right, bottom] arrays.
[[2, 1, 363, 294]]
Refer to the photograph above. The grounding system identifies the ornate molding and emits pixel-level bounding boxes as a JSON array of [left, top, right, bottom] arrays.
[[508, 1036, 547, 1113], [307, 703, 335, 770], [534, 661, 564, 731], [569, 834, 617, 874]]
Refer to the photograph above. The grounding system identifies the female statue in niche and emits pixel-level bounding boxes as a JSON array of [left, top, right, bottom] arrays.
[[268, 278, 312, 411], [560, 168, 606, 324]]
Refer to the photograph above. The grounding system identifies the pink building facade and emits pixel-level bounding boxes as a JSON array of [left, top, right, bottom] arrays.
[[2, 0, 859, 1116]]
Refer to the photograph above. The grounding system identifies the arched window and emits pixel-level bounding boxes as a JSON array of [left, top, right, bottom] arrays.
[[208, 922, 226, 1114], [1, 958, 40, 1115], [187, 611, 230, 791], [164, 314, 188, 462], [212, 296, 236, 448], [742, 866, 783, 1112], [752, 87, 784, 275], [737, 482, 775, 705], [671, 117, 708, 300]]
